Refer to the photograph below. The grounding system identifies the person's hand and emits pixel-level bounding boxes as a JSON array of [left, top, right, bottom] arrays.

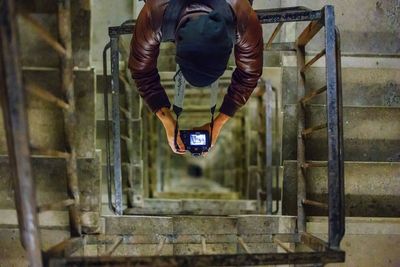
[[156, 107, 185, 154], [193, 113, 231, 155], [164, 122, 186, 155]]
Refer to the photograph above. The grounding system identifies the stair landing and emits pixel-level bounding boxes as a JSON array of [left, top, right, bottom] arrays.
[[44, 215, 344, 266]]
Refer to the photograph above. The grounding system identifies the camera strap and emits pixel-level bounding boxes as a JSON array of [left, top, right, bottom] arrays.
[[172, 67, 219, 149], [172, 68, 186, 149], [209, 80, 219, 146]]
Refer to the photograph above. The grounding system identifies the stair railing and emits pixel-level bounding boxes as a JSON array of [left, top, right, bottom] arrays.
[[103, 20, 136, 215], [104, 6, 345, 249], [0, 0, 82, 266], [1, 2, 344, 266], [262, 5, 345, 248]]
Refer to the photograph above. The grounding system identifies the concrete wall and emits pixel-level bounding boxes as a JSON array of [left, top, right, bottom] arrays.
[[91, 0, 134, 72]]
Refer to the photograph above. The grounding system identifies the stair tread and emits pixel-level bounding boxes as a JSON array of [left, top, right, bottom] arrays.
[[284, 160, 400, 164], [307, 216, 400, 235], [123, 198, 258, 216], [283, 66, 400, 107], [283, 105, 400, 162], [0, 156, 100, 211], [282, 161, 400, 217], [54, 249, 344, 266], [104, 215, 296, 236], [0, 69, 96, 158]]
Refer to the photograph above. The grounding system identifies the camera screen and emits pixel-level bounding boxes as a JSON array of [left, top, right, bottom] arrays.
[[190, 133, 206, 146]]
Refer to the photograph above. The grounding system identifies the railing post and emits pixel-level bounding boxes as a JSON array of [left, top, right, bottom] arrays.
[[110, 35, 123, 215], [324, 5, 342, 249], [0, 0, 43, 265], [264, 82, 273, 214], [335, 27, 346, 245], [296, 44, 307, 233], [58, 0, 82, 236]]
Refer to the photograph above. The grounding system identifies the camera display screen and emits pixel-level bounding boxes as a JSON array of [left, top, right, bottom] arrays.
[[180, 130, 210, 156], [190, 133, 207, 146]]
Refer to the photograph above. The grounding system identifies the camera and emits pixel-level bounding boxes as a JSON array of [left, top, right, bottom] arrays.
[[179, 130, 211, 156]]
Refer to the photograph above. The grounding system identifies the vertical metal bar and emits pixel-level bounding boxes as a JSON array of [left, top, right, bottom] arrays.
[[110, 36, 123, 215], [255, 83, 265, 203], [335, 26, 345, 244], [273, 83, 280, 215], [296, 45, 307, 232], [242, 114, 250, 198], [58, 0, 81, 236], [120, 74, 135, 207], [156, 122, 164, 192], [0, 1, 43, 265], [324, 5, 341, 249], [103, 42, 116, 213], [264, 82, 273, 214]]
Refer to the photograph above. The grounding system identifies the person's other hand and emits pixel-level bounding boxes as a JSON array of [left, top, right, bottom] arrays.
[[193, 122, 220, 149], [164, 122, 186, 154], [193, 113, 231, 155], [156, 107, 185, 154]]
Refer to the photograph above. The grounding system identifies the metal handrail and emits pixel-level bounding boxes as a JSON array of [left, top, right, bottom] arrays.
[[103, 41, 117, 214], [105, 5, 345, 250], [335, 26, 345, 245], [1, 0, 83, 265], [263, 6, 344, 248], [264, 81, 280, 215], [0, 1, 43, 265], [104, 20, 137, 215]]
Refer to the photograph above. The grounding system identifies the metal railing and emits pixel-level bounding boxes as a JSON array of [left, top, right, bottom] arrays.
[[261, 5, 345, 248], [103, 20, 136, 215], [103, 6, 345, 248], [253, 80, 280, 215], [0, 2, 344, 266], [0, 0, 81, 266], [104, 4, 345, 251]]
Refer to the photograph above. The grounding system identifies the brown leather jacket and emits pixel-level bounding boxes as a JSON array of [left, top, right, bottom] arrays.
[[128, 0, 263, 117]]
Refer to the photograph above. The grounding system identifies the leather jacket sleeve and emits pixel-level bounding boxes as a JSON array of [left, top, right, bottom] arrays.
[[219, 3, 263, 117], [128, 3, 171, 113]]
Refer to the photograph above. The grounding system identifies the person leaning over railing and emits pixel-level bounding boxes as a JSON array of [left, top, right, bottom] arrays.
[[129, 0, 263, 154]]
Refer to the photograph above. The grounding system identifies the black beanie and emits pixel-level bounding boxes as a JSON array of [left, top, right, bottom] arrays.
[[176, 11, 233, 87]]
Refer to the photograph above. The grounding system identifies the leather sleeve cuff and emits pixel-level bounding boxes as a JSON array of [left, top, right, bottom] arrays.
[[146, 92, 171, 113], [219, 96, 240, 117]]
